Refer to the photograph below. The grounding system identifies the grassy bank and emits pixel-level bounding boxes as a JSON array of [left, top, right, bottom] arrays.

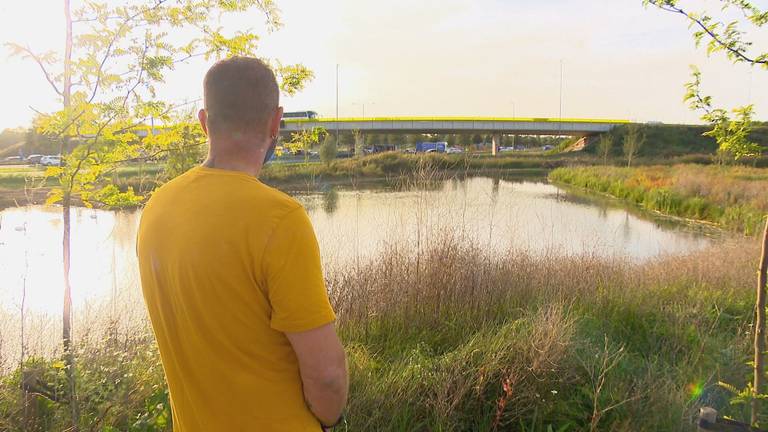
[[1, 152, 747, 202], [0, 154, 566, 208], [0, 236, 760, 431], [550, 165, 768, 235]]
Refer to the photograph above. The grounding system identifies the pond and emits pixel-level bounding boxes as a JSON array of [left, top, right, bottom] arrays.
[[0, 176, 715, 359]]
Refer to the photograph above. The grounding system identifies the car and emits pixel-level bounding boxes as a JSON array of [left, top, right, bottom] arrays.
[[542, 145, 555, 151], [25, 154, 43, 164], [446, 147, 463, 154], [40, 155, 62, 166], [3, 156, 22, 163], [499, 146, 514, 152]]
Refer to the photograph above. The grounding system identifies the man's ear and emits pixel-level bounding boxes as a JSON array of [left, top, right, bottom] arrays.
[[270, 106, 284, 138], [198, 109, 209, 136]]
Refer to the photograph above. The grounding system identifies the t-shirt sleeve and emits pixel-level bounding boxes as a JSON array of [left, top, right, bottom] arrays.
[[262, 206, 336, 333]]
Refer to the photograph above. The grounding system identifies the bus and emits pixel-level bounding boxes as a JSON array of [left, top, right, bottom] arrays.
[[282, 111, 319, 120]]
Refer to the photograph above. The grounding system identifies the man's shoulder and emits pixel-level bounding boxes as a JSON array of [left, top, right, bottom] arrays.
[[248, 181, 304, 218], [142, 168, 197, 209]]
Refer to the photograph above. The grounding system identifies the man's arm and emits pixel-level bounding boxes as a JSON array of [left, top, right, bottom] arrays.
[[285, 323, 348, 427]]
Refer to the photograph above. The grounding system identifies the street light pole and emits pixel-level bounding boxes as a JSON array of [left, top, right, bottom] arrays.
[[353, 101, 375, 118], [335, 64, 340, 149], [559, 59, 564, 136], [511, 101, 516, 148]]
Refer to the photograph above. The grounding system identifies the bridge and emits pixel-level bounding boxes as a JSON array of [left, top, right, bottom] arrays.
[[281, 117, 629, 155]]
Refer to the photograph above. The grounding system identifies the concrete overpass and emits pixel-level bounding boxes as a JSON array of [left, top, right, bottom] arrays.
[[281, 117, 629, 155]]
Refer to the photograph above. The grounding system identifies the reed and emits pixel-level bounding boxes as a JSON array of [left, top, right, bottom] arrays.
[[0, 234, 759, 431]]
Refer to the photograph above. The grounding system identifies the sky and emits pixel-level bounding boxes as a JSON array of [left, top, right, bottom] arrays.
[[0, 0, 766, 131]]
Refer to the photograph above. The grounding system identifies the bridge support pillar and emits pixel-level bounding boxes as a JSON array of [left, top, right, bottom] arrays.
[[492, 133, 502, 156]]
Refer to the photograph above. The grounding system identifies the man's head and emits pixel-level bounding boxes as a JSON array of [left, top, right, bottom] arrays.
[[199, 57, 283, 161]]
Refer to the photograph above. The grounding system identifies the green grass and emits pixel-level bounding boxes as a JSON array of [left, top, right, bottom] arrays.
[[0, 164, 166, 192], [3, 153, 766, 213], [0, 167, 45, 189], [581, 123, 768, 159], [261, 152, 571, 182], [0, 236, 760, 431], [550, 165, 768, 235]]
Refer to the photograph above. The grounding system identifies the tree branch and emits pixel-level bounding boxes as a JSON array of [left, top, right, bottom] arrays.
[[103, 98, 202, 138], [72, 15, 122, 24], [87, 0, 171, 104], [649, 1, 767, 66], [68, 110, 122, 189], [120, 41, 150, 110], [8, 45, 63, 97], [102, 142, 205, 170]]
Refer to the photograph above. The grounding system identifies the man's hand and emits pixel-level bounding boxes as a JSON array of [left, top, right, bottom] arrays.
[[285, 323, 348, 427]]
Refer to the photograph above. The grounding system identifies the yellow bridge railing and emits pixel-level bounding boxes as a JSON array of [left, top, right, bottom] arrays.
[[283, 117, 630, 124]]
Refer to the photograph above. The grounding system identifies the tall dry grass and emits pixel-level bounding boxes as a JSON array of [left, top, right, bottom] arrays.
[[550, 165, 768, 234], [325, 234, 758, 431], [673, 165, 768, 212], [0, 235, 759, 431]]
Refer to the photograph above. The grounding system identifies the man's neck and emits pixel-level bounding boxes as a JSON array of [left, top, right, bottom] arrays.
[[202, 152, 263, 177]]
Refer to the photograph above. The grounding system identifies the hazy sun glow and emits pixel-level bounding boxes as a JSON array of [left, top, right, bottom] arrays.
[[0, 206, 141, 315], [0, 0, 766, 131]]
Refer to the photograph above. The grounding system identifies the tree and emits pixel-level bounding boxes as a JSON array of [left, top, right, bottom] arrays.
[[288, 127, 325, 164], [406, 134, 421, 147], [684, 67, 759, 162], [7, 1, 313, 428], [340, 131, 355, 151], [319, 132, 338, 166], [597, 134, 614, 164], [446, 134, 457, 147], [643, 1, 768, 68], [459, 133, 472, 151], [352, 129, 363, 157], [161, 116, 208, 180], [622, 125, 644, 167], [644, 0, 767, 424], [366, 133, 380, 146], [22, 127, 59, 156], [0, 128, 20, 153], [644, 0, 766, 161], [389, 134, 405, 149], [472, 134, 483, 145]]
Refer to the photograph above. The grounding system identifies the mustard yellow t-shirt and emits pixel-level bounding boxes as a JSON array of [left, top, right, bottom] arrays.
[[137, 166, 336, 431]]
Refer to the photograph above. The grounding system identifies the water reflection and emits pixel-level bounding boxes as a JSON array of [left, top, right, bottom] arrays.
[[0, 177, 714, 319], [321, 187, 339, 215]]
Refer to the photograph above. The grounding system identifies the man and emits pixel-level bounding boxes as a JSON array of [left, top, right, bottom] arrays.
[[137, 57, 348, 431]]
